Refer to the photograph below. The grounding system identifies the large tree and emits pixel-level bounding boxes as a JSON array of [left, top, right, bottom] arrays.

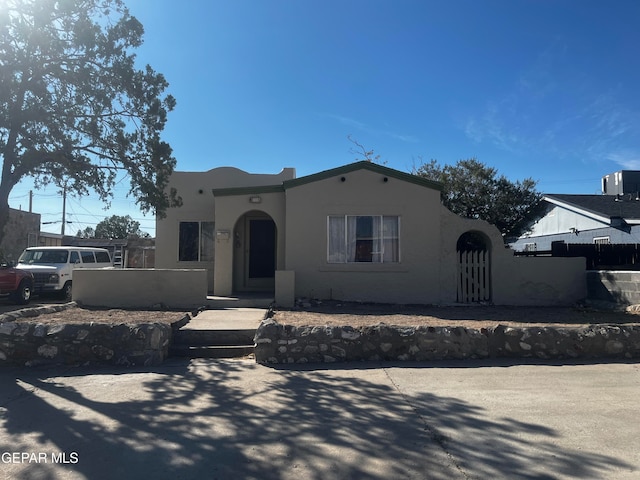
[[77, 214, 149, 239], [0, 0, 179, 243], [414, 158, 543, 239]]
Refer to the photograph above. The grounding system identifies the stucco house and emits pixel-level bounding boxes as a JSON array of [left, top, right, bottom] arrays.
[[156, 161, 585, 306]]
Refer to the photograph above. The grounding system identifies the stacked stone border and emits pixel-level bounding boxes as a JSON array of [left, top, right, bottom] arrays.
[[0, 303, 192, 367], [254, 318, 640, 364]]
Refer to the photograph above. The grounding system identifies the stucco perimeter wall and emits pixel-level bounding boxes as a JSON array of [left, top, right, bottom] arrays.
[[439, 209, 586, 306], [255, 319, 640, 364], [492, 256, 586, 306], [284, 168, 443, 304], [73, 269, 207, 308]]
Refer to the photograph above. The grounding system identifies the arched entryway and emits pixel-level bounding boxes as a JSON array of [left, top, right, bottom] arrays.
[[457, 231, 491, 303], [233, 211, 277, 292]]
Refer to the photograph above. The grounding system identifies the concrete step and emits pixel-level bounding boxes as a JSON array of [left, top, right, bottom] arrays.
[[168, 305, 263, 359], [169, 344, 255, 359], [173, 329, 256, 346], [205, 295, 273, 309]]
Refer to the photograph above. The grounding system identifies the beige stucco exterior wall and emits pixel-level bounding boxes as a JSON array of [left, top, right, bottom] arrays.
[[492, 255, 586, 305], [439, 208, 586, 306], [212, 191, 286, 296], [156, 161, 586, 306], [73, 269, 207, 308], [156, 166, 294, 292], [438, 209, 502, 304], [284, 168, 443, 304]]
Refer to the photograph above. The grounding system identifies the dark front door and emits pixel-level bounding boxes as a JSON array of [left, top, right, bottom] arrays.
[[248, 219, 276, 281]]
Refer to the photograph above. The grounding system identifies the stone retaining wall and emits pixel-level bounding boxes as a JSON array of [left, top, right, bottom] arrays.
[[0, 303, 181, 367], [254, 319, 640, 364]]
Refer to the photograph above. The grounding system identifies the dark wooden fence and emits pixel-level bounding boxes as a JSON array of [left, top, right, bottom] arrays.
[[515, 242, 640, 270]]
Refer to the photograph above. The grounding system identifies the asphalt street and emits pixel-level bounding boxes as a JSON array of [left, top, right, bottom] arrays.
[[0, 296, 67, 315], [0, 358, 638, 480]]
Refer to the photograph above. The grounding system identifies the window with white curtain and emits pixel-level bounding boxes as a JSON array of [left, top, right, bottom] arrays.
[[328, 215, 399, 263]]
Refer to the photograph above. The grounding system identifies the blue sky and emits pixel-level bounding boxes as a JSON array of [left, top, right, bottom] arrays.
[[9, 0, 640, 235]]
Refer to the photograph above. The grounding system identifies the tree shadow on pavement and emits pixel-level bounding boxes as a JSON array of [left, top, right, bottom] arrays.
[[0, 359, 633, 479]]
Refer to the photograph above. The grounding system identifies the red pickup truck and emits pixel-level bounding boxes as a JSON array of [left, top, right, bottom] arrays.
[[0, 261, 34, 304]]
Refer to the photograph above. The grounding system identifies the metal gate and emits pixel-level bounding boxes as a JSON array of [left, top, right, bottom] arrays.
[[457, 232, 491, 303]]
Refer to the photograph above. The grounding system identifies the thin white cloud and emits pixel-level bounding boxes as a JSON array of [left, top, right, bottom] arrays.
[[464, 51, 640, 169], [588, 94, 635, 139], [464, 42, 566, 154], [464, 99, 522, 153], [387, 132, 420, 143], [606, 150, 640, 170], [322, 113, 419, 143], [325, 113, 368, 131], [577, 92, 640, 169]]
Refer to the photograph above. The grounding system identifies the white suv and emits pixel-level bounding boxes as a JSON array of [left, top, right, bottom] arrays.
[[16, 247, 112, 300]]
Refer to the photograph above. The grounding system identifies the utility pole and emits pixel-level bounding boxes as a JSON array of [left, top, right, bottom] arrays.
[[61, 185, 66, 236]]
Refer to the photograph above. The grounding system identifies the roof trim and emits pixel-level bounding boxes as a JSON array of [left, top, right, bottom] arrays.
[[282, 161, 443, 191], [212, 184, 285, 197], [211, 161, 443, 196]]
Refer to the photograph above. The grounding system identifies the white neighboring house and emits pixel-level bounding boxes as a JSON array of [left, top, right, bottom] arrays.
[[511, 170, 640, 252]]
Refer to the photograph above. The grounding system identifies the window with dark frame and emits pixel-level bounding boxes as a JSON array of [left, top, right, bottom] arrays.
[[179, 221, 215, 262]]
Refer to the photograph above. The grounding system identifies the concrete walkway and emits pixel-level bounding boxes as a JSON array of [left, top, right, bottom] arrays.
[[0, 359, 638, 479], [182, 307, 267, 331]]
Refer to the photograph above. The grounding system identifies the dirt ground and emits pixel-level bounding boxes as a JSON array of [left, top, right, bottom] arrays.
[[13, 307, 190, 325], [273, 302, 640, 329], [8, 302, 640, 329]]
